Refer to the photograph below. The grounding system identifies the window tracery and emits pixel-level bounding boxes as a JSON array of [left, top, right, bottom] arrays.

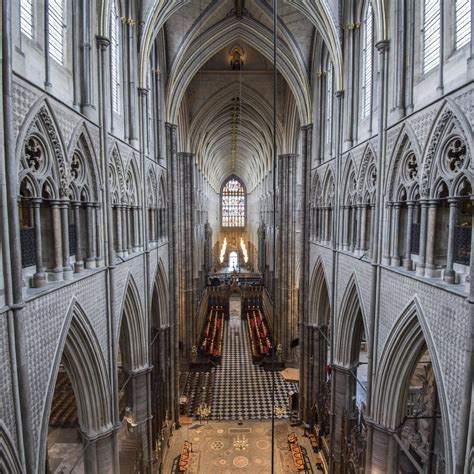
[[221, 177, 246, 228]]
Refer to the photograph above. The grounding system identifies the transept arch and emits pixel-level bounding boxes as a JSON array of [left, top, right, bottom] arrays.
[[38, 300, 112, 472]]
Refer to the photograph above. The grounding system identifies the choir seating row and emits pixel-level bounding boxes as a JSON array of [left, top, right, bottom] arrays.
[[246, 305, 272, 362], [199, 305, 225, 361]]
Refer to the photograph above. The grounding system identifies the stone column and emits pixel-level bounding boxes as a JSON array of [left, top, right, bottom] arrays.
[[133, 206, 140, 251], [32, 198, 46, 287], [95, 204, 104, 267], [350, 206, 357, 252], [60, 200, 73, 280], [424, 200, 439, 278], [444, 198, 458, 283], [390, 203, 401, 266], [331, 364, 353, 473], [85, 203, 96, 269], [355, 204, 362, 252], [341, 206, 348, 250], [50, 200, 63, 281], [126, 206, 133, 254], [368, 204, 375, 259], [115, 205, 122, 257], [403, 201, 415, 270], [416, 199, 429, 275], [382, 203, 393, 265], [72, 202, 84, 272], [121, 205, 128, 257], [360, 204, 368, 252]]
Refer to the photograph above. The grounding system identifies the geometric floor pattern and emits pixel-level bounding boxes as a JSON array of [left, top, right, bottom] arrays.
[[186, 300, 298, 421]]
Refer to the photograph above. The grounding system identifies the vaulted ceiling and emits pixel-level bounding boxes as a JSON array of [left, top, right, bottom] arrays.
[[114, 0, 387, 192]]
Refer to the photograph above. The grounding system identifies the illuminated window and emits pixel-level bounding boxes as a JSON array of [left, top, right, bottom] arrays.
[[20, 0, 34, 38], [456, 0, 471, 49], [110, 0, 121, 114], [221, 177, 245, 227], [361, 1, 373, 118], [48, 0, 64, 64], [422, 0, 441, 74], [326, 62, 333, 146]]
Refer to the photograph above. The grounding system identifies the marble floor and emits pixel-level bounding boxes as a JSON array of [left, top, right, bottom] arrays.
[[163, 420, 322, 473], [184, 299, 298, 421]]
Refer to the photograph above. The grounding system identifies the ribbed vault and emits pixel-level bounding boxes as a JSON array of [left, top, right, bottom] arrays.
[[189, 82, 283, 190]]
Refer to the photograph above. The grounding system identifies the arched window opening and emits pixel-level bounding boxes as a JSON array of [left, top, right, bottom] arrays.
[[398, 347, 445, 471], [361, 2, 374, 118], [110, 0, 121, 114], [221, 177, 246, 228], [325, 62, 334, 150], [48, 0, 65, 64], [229, 251, 239, 270], [425, 136, 471, 284], [422, 0, 441, 74], [455, 0, 471, 49], [20, 0, 34, 38]]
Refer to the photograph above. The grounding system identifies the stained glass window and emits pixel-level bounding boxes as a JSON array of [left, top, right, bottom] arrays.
[[222, 177, 245, 227]]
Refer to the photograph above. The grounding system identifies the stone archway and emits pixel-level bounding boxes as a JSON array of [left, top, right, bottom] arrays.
[[303, 258, 331, 436], [116, 276, 149, 472], [370, 300, 451, 472], [150, 261, 173, 469], [39, 302, 113, 474], [332, 276, 368, 473]]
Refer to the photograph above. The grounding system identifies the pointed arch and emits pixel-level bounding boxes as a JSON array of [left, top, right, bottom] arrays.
[[342, 156, 358, 206], [0, 421, 22, 474], [308, 257, 331, 326], [420, 102, 473, 198], [166, 16, 311, 124], [386, 125, 422, 201], [151, 259, 170, 328], [117, 274, 147, 371], [37, 300, 112, 472], [372, 298, 453, 467], [335, 274, 368, 367], [68, 123, 101, 202]]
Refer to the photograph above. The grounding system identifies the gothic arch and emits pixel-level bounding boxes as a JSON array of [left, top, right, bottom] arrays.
[[0, 421, 22, 474], [37, 300, 112, 472], [109, 144, 126, 204], [335, 274, 368, 367], [117, 275, 147, 371], [67, 123, 101, 202], [342, 156, 358, 205], [386, 126, 422, 201], [420, 102, 473, 199], [308, 257, 331, 326], [151, 259, 170, 328], [17, 103, 67, 198], [371, 298, 453, 468], [165, 15, 311, 124]]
